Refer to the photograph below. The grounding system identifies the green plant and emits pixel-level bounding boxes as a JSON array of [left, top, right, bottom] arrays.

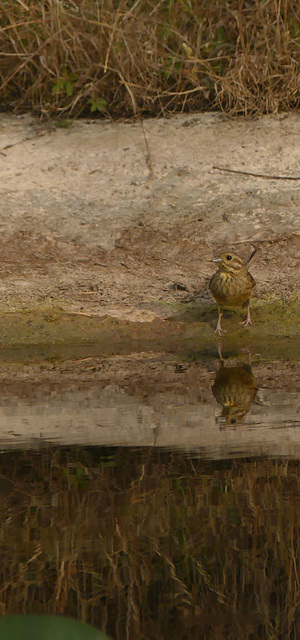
[[52, 69, 78, 97], [87, 98, 107, 113]]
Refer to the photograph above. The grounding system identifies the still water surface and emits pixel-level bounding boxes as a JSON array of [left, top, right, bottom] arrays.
[[0, 341, 299, 639]]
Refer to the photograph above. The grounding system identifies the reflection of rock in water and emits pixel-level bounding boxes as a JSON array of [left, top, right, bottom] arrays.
[[212, 364, 257, 426]]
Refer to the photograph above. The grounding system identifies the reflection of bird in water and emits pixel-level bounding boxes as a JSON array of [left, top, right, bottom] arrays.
[[209, 251, 256, 335], [212, 362, 258, 426]]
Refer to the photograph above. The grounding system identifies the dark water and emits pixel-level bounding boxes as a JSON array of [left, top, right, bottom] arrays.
[[0, 342, 299, 639]]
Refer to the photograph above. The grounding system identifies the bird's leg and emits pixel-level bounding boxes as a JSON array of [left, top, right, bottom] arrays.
[[216, 340, 223, 361], [240, 345, 253, 366], [240, 303, 252, 328], [215, 308, 226, 336]]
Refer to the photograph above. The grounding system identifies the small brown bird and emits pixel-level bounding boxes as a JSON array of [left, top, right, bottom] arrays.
[[212, 363, 258, 426], [209, 252, 255, 335]]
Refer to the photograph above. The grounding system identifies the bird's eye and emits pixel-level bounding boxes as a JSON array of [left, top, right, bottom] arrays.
[[231, 418, 237, 424], [226, 255, 232, 261]]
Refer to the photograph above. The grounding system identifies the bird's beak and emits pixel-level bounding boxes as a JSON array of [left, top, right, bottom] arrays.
[[211, 256, 222, 263]]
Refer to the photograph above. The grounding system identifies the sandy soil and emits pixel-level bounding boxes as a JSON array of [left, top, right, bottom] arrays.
[[0, 111, 299, 320]]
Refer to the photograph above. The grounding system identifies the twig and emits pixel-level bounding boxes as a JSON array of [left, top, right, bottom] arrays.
[[0, 135, 40, 155], [0, 33, 58, 92], [212, 165, 300, 180], [67, 311, 107, 318], [118, 72, 154, 182], [139, 116, 154, 182], [16, 0, 29, 10], [245, 245, 258, 266], [127, 0, 143, 13], [104, 4, 121, 73]]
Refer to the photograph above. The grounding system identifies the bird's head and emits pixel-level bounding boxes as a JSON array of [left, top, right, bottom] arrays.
[[211, 252, 245, 274]]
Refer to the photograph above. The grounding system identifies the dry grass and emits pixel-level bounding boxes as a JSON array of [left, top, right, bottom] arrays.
[[1, 0, 300, 118], [1, 447, 300, 639]]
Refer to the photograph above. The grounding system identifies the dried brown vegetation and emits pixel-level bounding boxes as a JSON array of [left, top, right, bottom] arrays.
[[1, 0, 300, 118], [1, 447, 300, 639]]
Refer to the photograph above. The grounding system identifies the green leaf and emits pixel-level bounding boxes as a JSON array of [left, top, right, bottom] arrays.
[[51, 70, 77, 96], [88, 98, 107, 113], [0, 615, 110, 640], [217, 26, 225, 43], [65, 79, 74, 96]]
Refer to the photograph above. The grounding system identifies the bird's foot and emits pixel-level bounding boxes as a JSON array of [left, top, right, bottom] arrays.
[[239, 305, 253, 328], [239, 318, 253, 328], [215, 325, 227, 336], [214, 311, 226, 336]]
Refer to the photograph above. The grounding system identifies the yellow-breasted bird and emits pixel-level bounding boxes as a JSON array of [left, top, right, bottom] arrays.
[[212, 363, 258, 426], [209, 252, 255, 335]]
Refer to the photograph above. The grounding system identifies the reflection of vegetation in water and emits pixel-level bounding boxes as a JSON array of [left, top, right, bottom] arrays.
[[1, 448, 300, 639], [212, 362, 258, 425]]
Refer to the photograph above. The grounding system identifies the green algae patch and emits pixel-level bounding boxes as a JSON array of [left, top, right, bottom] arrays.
[[173, 297, 300, 337], [0, 298, 297, 362], [0, 308, 188, 355]]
